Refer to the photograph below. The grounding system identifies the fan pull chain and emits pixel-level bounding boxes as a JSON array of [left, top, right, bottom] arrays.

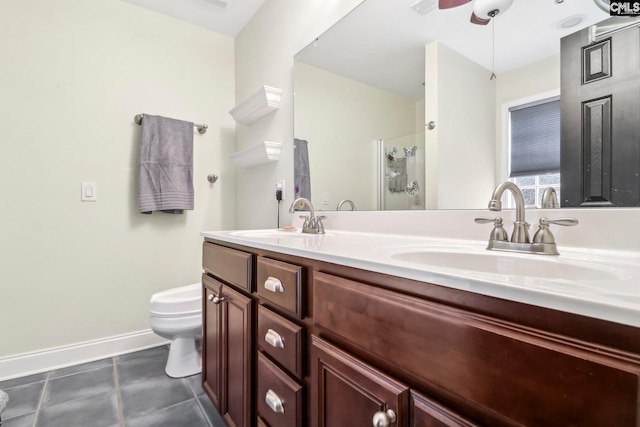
[[490, 18, 496, 80]]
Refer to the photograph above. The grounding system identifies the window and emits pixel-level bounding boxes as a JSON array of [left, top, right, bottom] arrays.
[[508, 97, 561, 208]]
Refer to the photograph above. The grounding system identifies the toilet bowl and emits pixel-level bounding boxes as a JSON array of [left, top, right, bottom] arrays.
[[150, 283, 202, 378]]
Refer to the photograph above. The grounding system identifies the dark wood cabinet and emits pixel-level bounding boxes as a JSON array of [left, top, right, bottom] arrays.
[[202, 275, 222, 408], [310, 335, 409, 427], [202, 243, 255, 427], [221, 285, 254, 427], [203, 239, 640, 427]]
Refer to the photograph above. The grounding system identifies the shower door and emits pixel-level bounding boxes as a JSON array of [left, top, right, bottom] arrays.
[[376, 131, 425, 211]]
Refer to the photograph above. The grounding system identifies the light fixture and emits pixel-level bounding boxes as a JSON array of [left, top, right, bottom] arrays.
[[593, 0, 610, 13], [558, 15, 584, 29]]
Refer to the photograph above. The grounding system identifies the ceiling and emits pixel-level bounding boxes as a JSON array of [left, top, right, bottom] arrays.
[[120, 0, 266, 37], [295, 0, 611, 100]]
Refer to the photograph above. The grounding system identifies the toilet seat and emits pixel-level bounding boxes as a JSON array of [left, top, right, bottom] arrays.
[[150, 283, 202, 318]]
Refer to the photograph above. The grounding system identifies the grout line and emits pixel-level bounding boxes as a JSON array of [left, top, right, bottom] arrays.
[[31, 371, 50, 427], [113, 358, 125, 427], [186, 378, 213, 427]]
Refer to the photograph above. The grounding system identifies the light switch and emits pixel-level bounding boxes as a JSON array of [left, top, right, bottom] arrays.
[[81, 182, 97, 202]]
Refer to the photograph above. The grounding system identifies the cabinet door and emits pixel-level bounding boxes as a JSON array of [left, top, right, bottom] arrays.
[[311, 335, 409, 427], [221, 285, 255, 427], [202, 275, 223, 408], [411, 391, 479, 427]]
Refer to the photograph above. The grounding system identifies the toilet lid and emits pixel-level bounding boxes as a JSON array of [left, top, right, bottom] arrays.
[[150, 283, 202, 317]]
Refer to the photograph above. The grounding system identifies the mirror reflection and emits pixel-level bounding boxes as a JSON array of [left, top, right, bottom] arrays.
[[294, 0, 609, 211]]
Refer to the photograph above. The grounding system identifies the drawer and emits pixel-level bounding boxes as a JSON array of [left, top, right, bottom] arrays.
[[313, 271, 640, 427], [202, 242, 252, 292], [257, 352, 303, 427], [256, 257, 303, 318], [258, 305, 304, 379]]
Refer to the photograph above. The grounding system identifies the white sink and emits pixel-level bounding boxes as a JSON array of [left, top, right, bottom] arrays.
[[390, 248, 626, 282], [229, 229, 335, 239]]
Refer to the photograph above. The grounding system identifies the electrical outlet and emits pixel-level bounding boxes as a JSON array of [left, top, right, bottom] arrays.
[[276, 179, 285, 200]]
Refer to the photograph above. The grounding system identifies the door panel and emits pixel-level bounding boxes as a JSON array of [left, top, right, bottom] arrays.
[[561, 19, 640, 207], [310, 335, 409, 427], [222, 285, 254, 427]]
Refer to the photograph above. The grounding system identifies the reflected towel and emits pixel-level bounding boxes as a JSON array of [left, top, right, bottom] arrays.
[[294, 138, 311, 201], [138, 115, 194, 214]]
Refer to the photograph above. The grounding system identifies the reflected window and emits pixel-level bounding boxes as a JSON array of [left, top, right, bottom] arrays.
[[508, 97, 561, 208]]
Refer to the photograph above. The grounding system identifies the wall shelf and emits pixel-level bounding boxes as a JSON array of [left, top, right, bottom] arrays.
[[231, 141, 283, 168], [229, 86, 282, 125]]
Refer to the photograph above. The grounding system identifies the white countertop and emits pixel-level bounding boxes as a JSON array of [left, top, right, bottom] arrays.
[[201, 227, 640, 328]]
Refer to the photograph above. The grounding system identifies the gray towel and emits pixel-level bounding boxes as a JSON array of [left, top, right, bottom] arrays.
[[294, 138, 311, 201], [138, 115, 194, 214]]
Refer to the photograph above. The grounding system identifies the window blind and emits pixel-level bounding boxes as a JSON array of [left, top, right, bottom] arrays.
[[509, 98, 560, 178]]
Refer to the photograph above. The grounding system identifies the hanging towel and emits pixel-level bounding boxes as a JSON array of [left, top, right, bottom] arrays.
[[294, 138, 311, 201], [138, 115, 194, 214]]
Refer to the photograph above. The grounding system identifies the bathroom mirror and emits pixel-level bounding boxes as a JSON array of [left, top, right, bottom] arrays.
[[293, 0, 609, 211]]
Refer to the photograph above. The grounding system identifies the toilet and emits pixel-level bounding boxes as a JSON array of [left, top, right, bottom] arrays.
[[149, 283, 202, 378]]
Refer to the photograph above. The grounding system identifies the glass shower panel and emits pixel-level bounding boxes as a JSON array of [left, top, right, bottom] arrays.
[[378, 131, 425, 211]]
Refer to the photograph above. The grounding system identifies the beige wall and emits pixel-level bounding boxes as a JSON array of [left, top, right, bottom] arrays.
[[294, 63, 417, 211], [425, 42, 496, 209], [234, 0, 364, 228], [0, 0, 236, 356]]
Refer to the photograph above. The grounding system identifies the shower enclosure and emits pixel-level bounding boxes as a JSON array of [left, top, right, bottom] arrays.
[[376, 131, 425, 211]]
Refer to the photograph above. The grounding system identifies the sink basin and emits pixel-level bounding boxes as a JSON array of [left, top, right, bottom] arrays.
[[390, 249, 622, 282], [229, 229, 335, 239]]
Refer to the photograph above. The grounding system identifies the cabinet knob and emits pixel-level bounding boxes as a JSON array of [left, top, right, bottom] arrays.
[[264, 276, 285, 293], [372, 409, 397, 427], [207, 293, 225, 304], [264, 329, 285, 349], [265, 389, 285, 414]]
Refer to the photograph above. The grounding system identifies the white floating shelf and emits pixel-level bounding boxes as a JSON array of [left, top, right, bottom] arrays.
[[229, 86, 282, 125], [231, 141, 283, 168]]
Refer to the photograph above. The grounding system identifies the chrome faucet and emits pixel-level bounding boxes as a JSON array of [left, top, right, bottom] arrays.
[[488, 181, 530, 243], [289, 198, 326, 234], [336, 199, 356, 211], [541, 187, 559, 208], [476, 182, 578, 255]]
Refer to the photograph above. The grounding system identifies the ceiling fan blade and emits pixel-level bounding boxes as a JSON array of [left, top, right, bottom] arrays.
[[439, 0, 470, 9], [470, 12, 490, 25]]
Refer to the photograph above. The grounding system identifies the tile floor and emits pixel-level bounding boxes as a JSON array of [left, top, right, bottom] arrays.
[[0, 346, 226, 427]]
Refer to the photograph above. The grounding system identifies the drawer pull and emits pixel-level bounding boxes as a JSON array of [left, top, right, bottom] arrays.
[[372, 409, 397, 427], [207, 293, 225, 304], [264, 329, 285, 349], [265, 389, 285, 414], [264, 277, 285, 293]]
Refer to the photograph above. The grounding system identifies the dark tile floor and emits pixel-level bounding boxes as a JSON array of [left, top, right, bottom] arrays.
[[0, 346, 227, 427]]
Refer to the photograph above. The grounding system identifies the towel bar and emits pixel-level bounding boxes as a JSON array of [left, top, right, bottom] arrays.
[[134, 114, 208, 134]]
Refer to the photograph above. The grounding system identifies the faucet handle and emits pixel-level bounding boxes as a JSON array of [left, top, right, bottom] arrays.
[[316, 215, 326, 234], [299, 215, 310, 228], [533, 217, 578, 244], [540, 217, 579, 227], [474, 217, 508, 242]]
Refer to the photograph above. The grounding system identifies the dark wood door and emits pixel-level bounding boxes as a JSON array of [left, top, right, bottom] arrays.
[[310, 335, 409, 427], [221, 285, 255, 427], [202, 275, 223, 408], [561, 17, 640, 207]]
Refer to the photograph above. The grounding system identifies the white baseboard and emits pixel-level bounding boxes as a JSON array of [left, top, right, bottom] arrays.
[[0, 330, 169, 382]]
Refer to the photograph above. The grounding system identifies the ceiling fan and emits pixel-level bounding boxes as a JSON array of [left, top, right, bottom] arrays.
[[439, 0, 514, 25]]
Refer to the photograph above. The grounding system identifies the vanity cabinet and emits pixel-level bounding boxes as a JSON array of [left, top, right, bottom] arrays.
[[202, 244, 255, 427], [202, 238, 640, 427]]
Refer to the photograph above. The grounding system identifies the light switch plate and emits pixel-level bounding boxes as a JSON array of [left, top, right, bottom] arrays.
[[81, 181, 97, 202]]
